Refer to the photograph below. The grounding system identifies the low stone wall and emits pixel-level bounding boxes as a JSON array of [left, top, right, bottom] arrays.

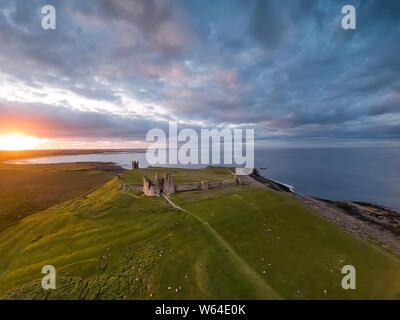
[[207, 181, 221, 189], [175, 181, 202, 192], [122, 183, 142, 191], [175, 176, 240, 193]]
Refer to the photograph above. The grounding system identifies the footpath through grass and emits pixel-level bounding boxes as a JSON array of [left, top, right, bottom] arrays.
[[171, 186, 400, 299], [0, 177, 275, 299]]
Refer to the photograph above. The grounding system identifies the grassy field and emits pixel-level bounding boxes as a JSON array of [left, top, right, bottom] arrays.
[[0, 163, 116, 231], [171, 187, 400, 299], [122, 166, 234, 185], [0, 166, 399, 299]]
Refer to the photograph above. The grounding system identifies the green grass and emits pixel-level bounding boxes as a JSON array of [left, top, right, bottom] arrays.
[[0, 178, 271, 299], [0, 166, 399, 299], [171, 187, 400, 299], [122, 166, 233, 185], [0, 163, 116, 231]]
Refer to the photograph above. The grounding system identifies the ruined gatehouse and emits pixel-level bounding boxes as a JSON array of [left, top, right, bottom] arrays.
[[143, 173, 175, 196]]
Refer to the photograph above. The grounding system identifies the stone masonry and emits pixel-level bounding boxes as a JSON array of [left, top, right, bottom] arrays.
[[143, 173, 176, 196], [132, 161, 139, 169], [142, 169, 241, 197]]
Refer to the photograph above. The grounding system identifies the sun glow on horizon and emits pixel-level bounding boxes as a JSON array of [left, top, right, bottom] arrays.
[[0, 134, 47, 151]]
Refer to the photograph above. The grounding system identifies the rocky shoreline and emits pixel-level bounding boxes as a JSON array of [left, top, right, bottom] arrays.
[[251, 169, 400, 255], [251, 169, 293, 193]]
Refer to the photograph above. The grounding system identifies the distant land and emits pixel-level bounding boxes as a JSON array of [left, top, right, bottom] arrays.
[[0, 149, 146, 162]]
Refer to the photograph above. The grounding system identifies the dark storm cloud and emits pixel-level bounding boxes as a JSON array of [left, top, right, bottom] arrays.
[[0, 0, 399, 145], [369, 97, 400, 116], [249, 0, 315, 50]]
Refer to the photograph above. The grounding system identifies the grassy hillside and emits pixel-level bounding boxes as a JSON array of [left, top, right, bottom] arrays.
[[0, 163, 116, 231], [0, 166, 399, 299], [171, 187, 400, 299]]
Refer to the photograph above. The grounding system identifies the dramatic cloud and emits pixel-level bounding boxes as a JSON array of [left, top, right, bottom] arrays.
[[0, 0, 399, 147]]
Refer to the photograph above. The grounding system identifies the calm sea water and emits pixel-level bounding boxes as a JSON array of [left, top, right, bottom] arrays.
[[256, 148, 400, 212], [8, 148, 400, 211]]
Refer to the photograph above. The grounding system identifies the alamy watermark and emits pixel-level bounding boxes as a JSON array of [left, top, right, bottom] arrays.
[[145, 121, 254, 175], [40, 4, 356, 31], [341, 5, 356, 30], [341, 265, 356, 290], [41, 265, 56, 290], [41, 5, 56, 30]]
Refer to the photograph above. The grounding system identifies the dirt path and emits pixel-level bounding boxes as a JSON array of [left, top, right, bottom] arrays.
[[161, 192, 282, 299]]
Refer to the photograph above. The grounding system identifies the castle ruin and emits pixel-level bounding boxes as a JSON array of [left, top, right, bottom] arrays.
[[133, 160, 241, 197], [142, 172, 240, 196], [143, 173, 176, 196], [132, 161, 139, 169]]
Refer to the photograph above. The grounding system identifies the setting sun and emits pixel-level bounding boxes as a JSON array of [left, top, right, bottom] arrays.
[[0, 134, 45, 151]]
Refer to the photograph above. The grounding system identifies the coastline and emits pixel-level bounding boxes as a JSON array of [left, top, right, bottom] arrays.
[[74, 161, 127, 173], [2, 151, 399, 254], [251, 169, 294, 193], [0, 149, 146, 163], [252, 169, 400, 255]]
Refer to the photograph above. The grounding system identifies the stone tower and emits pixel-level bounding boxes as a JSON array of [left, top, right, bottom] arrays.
[[143, 176, 155, 196], [132, 161, 139, 169], [142, 172, 176, 197], [154, 173, 161, 196], [163, 173, 175, 195]]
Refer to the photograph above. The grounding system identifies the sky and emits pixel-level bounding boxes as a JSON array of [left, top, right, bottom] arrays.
[[0, 0, 399, 149]]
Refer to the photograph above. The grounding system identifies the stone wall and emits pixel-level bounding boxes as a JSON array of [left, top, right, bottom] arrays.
[[154, 173, 161, 196], [207, 181, 221, 189], [143, 175, 158, 196], [143, 173, 176, 196], [174, 175, 240, 193], [163, 173, 175, 195], [175, 181, 202, 192], [143, 173, 241, 196]]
